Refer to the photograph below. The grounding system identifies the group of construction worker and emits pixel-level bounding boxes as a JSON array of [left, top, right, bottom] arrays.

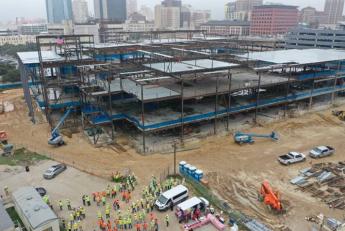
[[42, 195, 86, 231], [93, 175, 179, 231], [43, 173, 179, 231]]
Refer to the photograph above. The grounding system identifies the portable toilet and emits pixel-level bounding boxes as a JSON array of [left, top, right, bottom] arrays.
[[179, 161, 187, 174], [194, 169, 204, 181], [189, 166, 197, 177], [184, 164, 191, 176]]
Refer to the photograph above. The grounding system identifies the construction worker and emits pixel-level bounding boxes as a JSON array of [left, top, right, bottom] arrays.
[[4, 186, 9, 197], [73, 221, 78, 231], [66, 199, 72, 210], [96, 194, 101, 206], [61, 219, 66, 229], [102, 196, 106, 206], [105, 208, 110, 219], [80, 207, 86, 219], [107, 220, 112, 230], [135, 222, 141, 231], [86, 195, 91, 206], [143, 221, 148, 231], [67, 221, 72, 231], [97, 210, 102, 220], [150, 219, 155, 231], [69, 212, 74, 222], [165, 214, 169, 227], [128, 216, 132, 229], [58, 200, 63, 210]]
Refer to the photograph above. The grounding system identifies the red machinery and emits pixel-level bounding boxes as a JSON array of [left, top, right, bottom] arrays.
[[259, 180, 283, 212]]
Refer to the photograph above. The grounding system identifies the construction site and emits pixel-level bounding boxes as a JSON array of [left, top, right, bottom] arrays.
[[2, 30, 345, 231]]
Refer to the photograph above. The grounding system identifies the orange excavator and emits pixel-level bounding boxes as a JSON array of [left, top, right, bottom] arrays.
[[258, 180, 283, 212]]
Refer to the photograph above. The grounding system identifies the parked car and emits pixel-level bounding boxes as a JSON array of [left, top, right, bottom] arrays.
[[43, 164, 67, 179], [35, 187, 47, 197], [278, 152, 306, 165], [309, 146, 335, 158]]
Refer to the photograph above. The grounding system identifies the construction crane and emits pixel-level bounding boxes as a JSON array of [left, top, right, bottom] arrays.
[[233, 131, 278, 145], [48, 108, 73, 146], [258, 180, 283, 212]]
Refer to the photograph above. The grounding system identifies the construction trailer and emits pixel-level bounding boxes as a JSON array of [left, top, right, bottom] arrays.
[[17, 32, 345, 153], [12, 187, 59, 231], [0, 199, 15, 231]]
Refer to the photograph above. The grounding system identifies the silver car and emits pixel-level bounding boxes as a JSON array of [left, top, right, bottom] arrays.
[[43, 164, 67, 179]]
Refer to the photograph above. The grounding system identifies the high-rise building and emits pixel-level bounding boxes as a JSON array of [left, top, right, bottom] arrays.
[[139, 5, 154, 21], [162, 0, 182, 7], [72, 0, 89, 23], [181, 5, 192, 28], [225, 0, 262, 21], [191, 10, 211, 29], [155, 4, 181, 29], [250, 5, 299, 36], [46, 0, 73, 24], [94, 0, 127, 22], [127, 0, 138, 18], [324, 0, 344, 24], [299, 7, 317, 25]]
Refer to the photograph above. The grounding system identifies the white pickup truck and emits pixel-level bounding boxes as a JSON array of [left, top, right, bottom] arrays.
[[278, 152, 306, 165], [309, 146, 335, 158]]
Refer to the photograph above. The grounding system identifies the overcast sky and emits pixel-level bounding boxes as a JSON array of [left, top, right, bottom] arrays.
[[0, 0, 329, 22]]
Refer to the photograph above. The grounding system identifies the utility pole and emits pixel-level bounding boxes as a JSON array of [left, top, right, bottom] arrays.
[[173, 141, 177, 175]]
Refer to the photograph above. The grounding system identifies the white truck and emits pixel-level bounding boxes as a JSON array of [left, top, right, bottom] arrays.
[[278, 152, 306, 165], [309, 146, 335, 158], [175, 197, 209, 222]]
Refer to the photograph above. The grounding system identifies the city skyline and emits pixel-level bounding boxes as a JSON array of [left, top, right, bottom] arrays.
[[0, 0, 334, 22]]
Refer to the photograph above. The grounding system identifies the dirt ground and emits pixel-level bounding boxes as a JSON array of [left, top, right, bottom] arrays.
[[2, 89, 345, 230]]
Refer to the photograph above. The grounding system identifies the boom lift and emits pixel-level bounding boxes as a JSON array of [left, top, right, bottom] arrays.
[[258, 180, 283, 212], [48, 108, 73, 146], [233, 131, 278, 145]]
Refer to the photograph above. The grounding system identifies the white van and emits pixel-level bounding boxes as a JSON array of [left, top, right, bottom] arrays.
[[155, 185, 188, 211]]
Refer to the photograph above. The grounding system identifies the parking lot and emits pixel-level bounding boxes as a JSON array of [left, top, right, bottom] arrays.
[[0, 160, 222, 231]]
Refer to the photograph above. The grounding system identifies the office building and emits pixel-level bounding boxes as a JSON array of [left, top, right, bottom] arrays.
[[74, 23, 100, 43], [299, 7, 328, 28], [72, 0, 89, 23], [324, 0, 344, 24], [162, 0, 182, 7], [285, 27, 345, 49], [201, 20, 250, 36], [191, 10, 211, 29], [17, 24, 48, 35], [140, 5, 154, 21], [94, 0, 127, 22], [225, 0, 263, 21], [155, 4, 181, 29], [125, 13, 155, 32], [46, 0, 73, 24], [250, 5, 299, 36], [127, 0, 138, 18]]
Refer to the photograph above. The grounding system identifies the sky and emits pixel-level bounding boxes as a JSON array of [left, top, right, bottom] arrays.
[[0, 0, 328, 22]]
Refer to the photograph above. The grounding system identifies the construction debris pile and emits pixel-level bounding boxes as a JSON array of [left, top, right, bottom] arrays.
[[291, 162, 345, 210]]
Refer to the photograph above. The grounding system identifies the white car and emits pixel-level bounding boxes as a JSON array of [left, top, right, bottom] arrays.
[[278, 152, 306, 165], [310, 146, 335, 158]]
